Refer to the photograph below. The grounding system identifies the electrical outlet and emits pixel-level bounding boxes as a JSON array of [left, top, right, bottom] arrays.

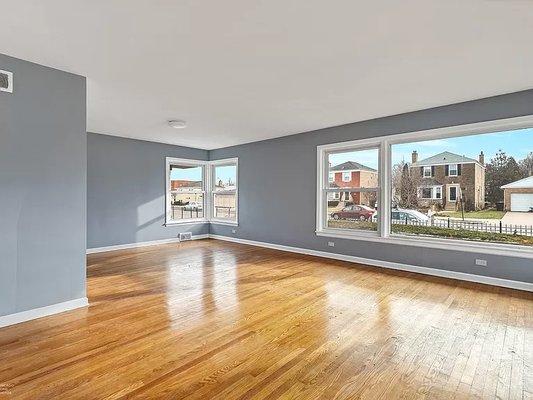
[[328, 241, 335, 247], [475, 259, 487, 267], [231, 229, 236, 234]]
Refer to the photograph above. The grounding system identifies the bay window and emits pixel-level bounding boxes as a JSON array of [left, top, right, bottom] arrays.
[[165, 157, 239, 225]]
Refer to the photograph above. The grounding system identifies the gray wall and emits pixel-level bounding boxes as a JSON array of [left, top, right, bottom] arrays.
[[0, 54, 87, 317], [87, 133, 209, 249], [210, 89, 533, 284]]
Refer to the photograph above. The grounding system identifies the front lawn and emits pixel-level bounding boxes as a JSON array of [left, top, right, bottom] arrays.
[[393, 224, 533, 245], [435, 210, 506, 220], [327, 220, 377, 231], [326, 219, 533, 245]]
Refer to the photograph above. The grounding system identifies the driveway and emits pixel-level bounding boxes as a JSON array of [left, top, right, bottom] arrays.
[[501, 211, 533, 224]]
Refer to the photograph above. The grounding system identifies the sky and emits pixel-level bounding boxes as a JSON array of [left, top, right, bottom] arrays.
[[171, 164, 236, 183], [329, 127, 533, 170], [171, 128, 532, 180]]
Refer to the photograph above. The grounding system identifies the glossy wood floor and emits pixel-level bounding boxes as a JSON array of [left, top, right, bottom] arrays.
[[0, 240, 532, 399]]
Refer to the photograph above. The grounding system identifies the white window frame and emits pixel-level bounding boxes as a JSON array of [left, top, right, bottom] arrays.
[[316, 141, 381, 239], [423, 166, 432, 177], [435, 186, 442, 199], [448, 163, 458, 176], [420, 187, 433, 199], [210, 157, 239, 226], [316, 115, 533, 259], [165, 157, 209, 225], [165, 157, 239, 226], [342, 171, 351, 182]]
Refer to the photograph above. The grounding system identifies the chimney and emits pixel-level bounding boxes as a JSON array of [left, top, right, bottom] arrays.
[[479, 151, 484, 165], [411, 151, 418, 164]]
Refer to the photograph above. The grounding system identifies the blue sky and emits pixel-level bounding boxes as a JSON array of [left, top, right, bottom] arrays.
[[329, 127, 533, 170], [171, 164, 236, 183]]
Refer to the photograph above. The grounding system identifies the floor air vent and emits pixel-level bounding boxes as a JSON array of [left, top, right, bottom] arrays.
[[0, 70, 13, 93], [179, 232, 193, 242]]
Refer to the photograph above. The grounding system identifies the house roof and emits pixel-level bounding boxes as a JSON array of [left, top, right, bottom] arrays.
[[501, 175, 533, 189], [412, 151, 480, 167], [331, 161, 377, 172]]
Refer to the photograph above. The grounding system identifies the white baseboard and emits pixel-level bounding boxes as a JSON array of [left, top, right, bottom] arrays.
[[0, 297, 89, 329], [209, 235, 533, 292], [86, 234, 209, 254]]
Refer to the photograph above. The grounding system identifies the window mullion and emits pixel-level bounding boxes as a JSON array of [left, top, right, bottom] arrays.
[[380, 141, 390, 238]]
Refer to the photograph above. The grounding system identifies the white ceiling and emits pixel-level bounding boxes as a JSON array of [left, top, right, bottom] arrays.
[[1, 1, 533, 150]]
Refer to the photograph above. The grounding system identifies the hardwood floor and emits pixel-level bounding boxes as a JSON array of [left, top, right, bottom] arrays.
[[0, 239, 531, 399]]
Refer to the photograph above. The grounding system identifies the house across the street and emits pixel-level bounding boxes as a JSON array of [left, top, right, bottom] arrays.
[[409, 150, 485, 211], [329, 161, 378, 207], [501, 176, 533, 212]]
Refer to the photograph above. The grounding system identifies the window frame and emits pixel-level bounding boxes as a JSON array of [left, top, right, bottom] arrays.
[[210, 157, 239, 226], [423, 166, 432, 177], [316, 140, 382, 239], [165, 157, 209, 225], [342, 171, 351, 182], [420, 187, 433, 199], [448, 163, 459, 177], [316, 115, 533, 259]]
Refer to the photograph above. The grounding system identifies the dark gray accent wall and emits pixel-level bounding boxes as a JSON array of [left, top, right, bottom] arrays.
[[0, 54, 86, 317], [87, 133, 209, 249], [210, 89, 533, 284]]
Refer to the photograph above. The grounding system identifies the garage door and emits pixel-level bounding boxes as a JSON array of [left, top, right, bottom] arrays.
[[510, 193, 533, 212]]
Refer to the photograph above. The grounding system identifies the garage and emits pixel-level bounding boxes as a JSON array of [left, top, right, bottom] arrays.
[[501, 176, 533, 212], [510, 193, 533, 212]]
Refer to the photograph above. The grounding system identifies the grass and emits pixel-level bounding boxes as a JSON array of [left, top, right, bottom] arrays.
[[435, 210, 506, 220], [327, 220, 377, 231], [327, 219, 533, 245]]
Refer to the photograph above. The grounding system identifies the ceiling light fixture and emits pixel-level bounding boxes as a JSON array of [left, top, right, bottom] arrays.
[[168, 119, 187, 129]]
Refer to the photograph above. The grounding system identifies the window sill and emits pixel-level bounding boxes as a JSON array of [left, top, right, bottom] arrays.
[[315, 229, 533, 259], [165, 219, 209, 226], [210, 219, 239, 226]]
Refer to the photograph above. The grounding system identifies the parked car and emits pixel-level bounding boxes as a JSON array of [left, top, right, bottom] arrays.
[[184, 201, 203, 211], [372, 209, 430, 224], [331, 205, 375, 221]]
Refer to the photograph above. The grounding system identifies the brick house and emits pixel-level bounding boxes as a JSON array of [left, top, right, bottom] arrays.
[[501, 176, 533, 211], [329, 161, 378, 207], [409, 151, 486, 211]]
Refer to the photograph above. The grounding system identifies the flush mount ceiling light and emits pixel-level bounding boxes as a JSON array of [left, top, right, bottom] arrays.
[[168, 119, 187, 129]]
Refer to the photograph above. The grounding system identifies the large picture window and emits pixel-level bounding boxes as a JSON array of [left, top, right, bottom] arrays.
[[317, 116, 533, 257]]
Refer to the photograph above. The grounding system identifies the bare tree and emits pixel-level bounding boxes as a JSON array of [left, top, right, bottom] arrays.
[[519, 152, 533, 177], [392, 161, 420, 208]]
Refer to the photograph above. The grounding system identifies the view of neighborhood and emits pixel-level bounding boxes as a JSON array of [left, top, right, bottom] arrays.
[[327, 128, 533, 246], [169, 163, 237, 221]]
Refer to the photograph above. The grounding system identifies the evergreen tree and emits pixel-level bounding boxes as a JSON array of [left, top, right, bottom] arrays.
[[485, 150, 522, 204]]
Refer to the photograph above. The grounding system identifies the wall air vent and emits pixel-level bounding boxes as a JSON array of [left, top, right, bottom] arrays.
[[0, 70, 13, 93], [179, 232, 193, 242]]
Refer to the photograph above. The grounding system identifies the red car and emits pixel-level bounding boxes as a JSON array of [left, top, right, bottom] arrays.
[[331, 205, 375, 221]]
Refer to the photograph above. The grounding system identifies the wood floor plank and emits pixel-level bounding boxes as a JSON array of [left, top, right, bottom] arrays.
[[0, 239, 531, 399]]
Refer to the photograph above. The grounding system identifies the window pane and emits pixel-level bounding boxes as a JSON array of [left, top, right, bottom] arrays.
[[170, 193, 204, 220], [170, 164, 203, 191], [214, 192, 237, 221], [326, 190, 378, 231], [391, 127, 533, 246], [214, 165, 237, 191], [327, 148, 379, 190]]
